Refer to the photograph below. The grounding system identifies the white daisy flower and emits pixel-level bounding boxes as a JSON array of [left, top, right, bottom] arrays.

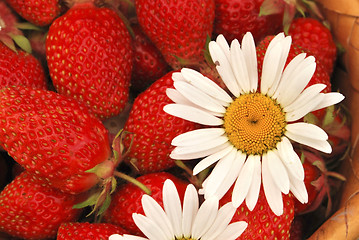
[[109, 179, 247, 240], [162, 32, 345, 216]]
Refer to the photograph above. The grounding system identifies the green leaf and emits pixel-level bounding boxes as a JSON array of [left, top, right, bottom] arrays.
[[97, 193, 112, 216], [73, 192, 100, 209], [303, 112, 318, 124], [11, 34, 32, 53], [16, 22, 43, 31], [323, 105, 335, 127], [259, 0, 285, 16]]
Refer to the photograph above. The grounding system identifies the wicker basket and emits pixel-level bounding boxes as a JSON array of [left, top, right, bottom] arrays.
[[308, 0, 359, 239]]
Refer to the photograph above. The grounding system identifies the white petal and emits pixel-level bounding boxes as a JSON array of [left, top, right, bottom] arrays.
[[109, 234, 125, 240], [200, 147, 236, 196], [172, 72, 186, 82], [209, 41, 241, 96], [182, 184, 199, 238], [215, 34, 231, 59], [192, 145, 234, 175], [261, 41, 284, 95], [266, 150, 290, 194], [261, 33, 291, 95], [174, 80, 226, 114], [230, 39, 250, 93], [285, 93, 325, 122], [203, 149, 246, 200], [266, 37, 292, 96], [181, 68, 233, 104], [277, 137, 304, 180], [232, 156, 256, 208], [245, 155, 262, 211], [191, 196, 219, 239], [285, 130, 332, 153], [283, 84, 326, 111], [276, 56, 316, 106], [241, 32, 258, 92], [132, 214, 168, 240], [286, 122, 328, 141], [201, 203, 237, 240], [110, 234, 148, 240], [262, 154, 284, 216], [170, 142, 231, 160], [171, 136, 229, 157], [272, 53, 307, 100], [288, 171, 308, 204], [214, 221, 248, 240], [141, 195, 174, 238], [165, 88, 224, 117], [162, 180, 182, 237], [166, 88, 193, 105], [171, 128, 225, 147], [311, 92, 345, 112], [163, 104, 223, 126]]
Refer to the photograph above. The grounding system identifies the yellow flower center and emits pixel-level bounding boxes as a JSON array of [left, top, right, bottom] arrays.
[[176, 237, 194, 240], [223, 93, 286, 155]]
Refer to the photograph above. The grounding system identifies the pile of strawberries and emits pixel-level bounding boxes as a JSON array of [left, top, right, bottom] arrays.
[[0, 0, 351, 239]]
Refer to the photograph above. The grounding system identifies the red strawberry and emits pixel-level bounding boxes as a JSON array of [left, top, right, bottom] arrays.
[[0, 86, 112, 194], [0, 42, 48, 90], [220, 186, 294, 239], [4, 0, 63, 26], [0, 1, 48, 90], [135, 0, 215, 70], [57, 222, 127, 240], [213, 0, 285, 43], [130, 23, 170, 93], [103, 172, 188, 235], [0, 171, 83, 240], [46, 1, 133, 120], [123, 71, 199, 173], [256, 34, 331, 93], [288, 17, 337, 75]]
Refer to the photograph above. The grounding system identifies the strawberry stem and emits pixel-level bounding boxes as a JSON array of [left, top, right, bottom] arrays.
[[113, 171, 152, 195]]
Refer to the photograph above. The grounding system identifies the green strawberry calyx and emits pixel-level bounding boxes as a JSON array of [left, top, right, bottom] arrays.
[[73, 129, 151, 220]]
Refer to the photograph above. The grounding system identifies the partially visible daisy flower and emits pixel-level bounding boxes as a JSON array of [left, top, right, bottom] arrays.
[[109, 179, 247, 240], [163, 32, 344, 216]]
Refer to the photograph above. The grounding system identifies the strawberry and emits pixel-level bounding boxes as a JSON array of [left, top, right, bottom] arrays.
[[0, 86, 112, 194], [0, 171, 83, 240], [130, 23, 170, 93], [123, 71, 199, 174], [135, 0, 215, 70], [103, 172, 188, 235], [256, 34, 332, 93], [0, 42, 48, 90], [4, 0, 63, 26], [213, 0, 285, 43], [57, 222, 127, 240], [220, 186, 294, 239], [46, 1, 133, 120], [0, 1, 48, 90], [288, 17, 337, 75]]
